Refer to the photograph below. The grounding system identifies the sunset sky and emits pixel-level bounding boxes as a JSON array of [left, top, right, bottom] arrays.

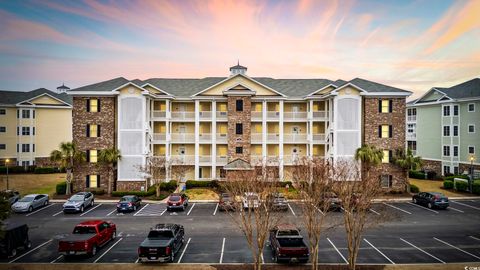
[[1, 0, 479, 98]]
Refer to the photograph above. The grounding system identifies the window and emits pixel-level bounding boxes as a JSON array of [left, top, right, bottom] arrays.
[[86, 175, 100, 188], [407, 124, 415, 134], [454, 166, 459, 175], [33, 144, 35, 152], [443, 126, 450, 136], [87, 99, 100, 112], [407, 141, 417, 151], [236, 99, 243, 112], [443, 146, 450, 156], [380, 175, 392, 188], [407, 108, 416, 116], [379, 125, 392, 138], [87, 124, 100, 137], [22, 110, 30, 119], [453, 105, 459, 116], [22, 127, 30, 136], [0, 109, 5, 115], [443, 166, 450, 174], [453, 125, 458, 136], [453, 146, 458, 157], [469, 146, 475, 154], [0, 127, 5, 133], [22, 161, 30, 167], [33, 127, 35, 135], [236, 123, 243, 135], [468, 103, 475, 112], [468, 124, 475, 133], [235, 147, 243, 154], [379, 99, 392, 113], [0, 144, 5, 150], [87, 149, 98, 163], [22, 144, 30, 153], [382, 150, 391, 163]]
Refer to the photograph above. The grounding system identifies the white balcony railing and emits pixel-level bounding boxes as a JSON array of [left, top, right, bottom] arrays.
[[313, 111, 328, 119], [199, 155, 211, 164], [171, 111, 195, 120], [216, 133, 227, 143], [406, 133, 416, 140], [251, 133, 263, 143], [152, 133, 166, 142], [152, 111, 166, 119], [216, 111, 228, 120], [199, 133, 212, 142], [171, 133, 194, 143], [171, 155, 195, 165], [284, 133, 307, 142], [283, 155, 303, 165], [267, 111, 280, 120], [312, 134, 326, 143], [284, 112, 307, 120], [199, 111, 212, 120], [251, 111, 262, 120], [267, 133, 280, 142], [251, 155, 263, 165], [407, 115, 417, 122], [216, 156, 228, 165]]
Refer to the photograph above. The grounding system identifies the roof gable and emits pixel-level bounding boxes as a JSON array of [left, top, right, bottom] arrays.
[[194, 74, 284, 97]]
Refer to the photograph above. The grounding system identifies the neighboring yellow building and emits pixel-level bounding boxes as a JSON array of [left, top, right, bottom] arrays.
[[0, 88, 72, 167]]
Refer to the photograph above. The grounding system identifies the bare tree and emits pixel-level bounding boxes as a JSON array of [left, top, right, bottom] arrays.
[[170, 163, 190, 191], [222, 164, 283, 270]]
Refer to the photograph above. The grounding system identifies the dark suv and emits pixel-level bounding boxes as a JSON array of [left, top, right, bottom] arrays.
[[412, 192, 449, 209], [166, 193, 189, 211], [138, 223, 185, 263]]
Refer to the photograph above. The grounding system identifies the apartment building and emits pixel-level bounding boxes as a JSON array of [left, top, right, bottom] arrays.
[[407, 78, 480, 176], [0, 88, 72, 166], [69, 64, 410, 192]]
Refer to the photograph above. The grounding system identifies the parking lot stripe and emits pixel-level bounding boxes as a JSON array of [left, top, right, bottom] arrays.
[[363, 238, 395, 264], [219, 237, 225, 263], [448, 207, 464, 213], [288, 203, 296, 216], [434, 237, 480, 260], [134, 258, 139, 263], [382, 202, 412, 215], [133, 203, 149, 216], [399, 238, 445, 264], [93, 237, 123, 263], [451, 201, 480, 211], [187, 203, 196, 215], [79, 203, 103, 217], [9, 239, 53, 263], [50, 255, 63, 263], [159, 209, 167, 216], [177, 237, 191, 263], [408, 202, 439, 214], [25, 203, 55, 217], [470, 236, 480, 242], [369, 208, 380, 215], [213, 203, 219, 216], [106, 208, 117, 216], [327, 238, 348, 264], [52, 210, 63, 217]]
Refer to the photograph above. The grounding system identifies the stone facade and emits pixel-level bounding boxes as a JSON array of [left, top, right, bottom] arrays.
[[459, 162, 480, 176], [363, 97, 406, 191], [117, 180, 146, 192], [227, 96, 251, 162], [35, 157, 57, 167], [72, 97, 116, 192], [421, 159, 442, 176]]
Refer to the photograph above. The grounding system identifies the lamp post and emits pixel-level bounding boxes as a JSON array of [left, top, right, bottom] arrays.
[[5, 159, 10, 190], [469, 155, 476, 194]]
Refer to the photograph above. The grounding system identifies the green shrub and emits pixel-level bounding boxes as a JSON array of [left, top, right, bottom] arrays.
[[444, 174, 469, 181], [56, 182, 73, 195], [473, 180, 480, 195], [160, 180, 178, 192], [112, 180, 177, 197], [455, 181, 468, 192], [87, 188, 105, 196], [0, 166, 35, 174], [443, 180, 454, 189], [409, 170, 426, 179], [186, 180, 214, 189], [112, 190, 154, 197], [34, 167, 59, 174], [410, 184, 419, 193]]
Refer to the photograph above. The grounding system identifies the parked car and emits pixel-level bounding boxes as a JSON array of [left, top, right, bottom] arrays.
[[138, 223, 185, 263], [269, 224, 309, 263], [166, 193, 189, 211], [11, 194, 49, 213], [63, 192, 94, 213], [0, 223, 31, 258], [1, 190, 20, 206], [319, 192, 342, 211], [58, 220, 116, 257], [242, 192, 260, 210], [268, 193, 288, 211], [218, 193, 236, 211], [412, 192, 449, 209], [116, 195, 142, 212]]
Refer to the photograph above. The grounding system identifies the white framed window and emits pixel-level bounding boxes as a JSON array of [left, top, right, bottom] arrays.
[[443, 105, 450, 116], [443, 165, 450, 175], [382, 150, 391, 163], [454, 166, 459, 175], [443, 125, 450, 137], [22, 127, 30, 136], [453, 146, 458, 157], [453, 105, 459, 116], [443, 145, 450, 156], [0, 126, 5, 133], [453, 125, 458, 136], [468, 103, 475, 112], [468, 146, 475, 154], [0, 109, 5, 115], [468, 124, 475, 133], [380, 175, 393, 188]]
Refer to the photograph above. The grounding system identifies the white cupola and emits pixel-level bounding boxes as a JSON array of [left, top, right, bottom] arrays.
[[229, 61, 247, 76]]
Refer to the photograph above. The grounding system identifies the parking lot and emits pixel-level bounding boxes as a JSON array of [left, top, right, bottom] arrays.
[[2, 199, 480, 265]]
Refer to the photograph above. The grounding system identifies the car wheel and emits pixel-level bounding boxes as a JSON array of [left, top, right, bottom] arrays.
[[9, 248, 17, 258], [91, 245, 97, 256], [91, 200, 94, 207], [111, 231, 116, 240], [413, 198, 417, 204], [80, 206, 84, 213], [133, 206, 137, 211], [427, 202, 433, 209], [169, 252, 174, 263], [182, 205, 185, 211], [28, 206, 33, 213], [44, 200, 48, 206], [25, 240, 32, 249]]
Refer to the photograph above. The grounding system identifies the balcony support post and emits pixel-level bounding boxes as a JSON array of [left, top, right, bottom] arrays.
[[211, 100, 217, 179], [194, 100, 200, 180], [279, 100, 284, 181]]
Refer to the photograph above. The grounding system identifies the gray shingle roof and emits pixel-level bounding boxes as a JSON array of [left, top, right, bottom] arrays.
[[144, 77, 226, 97], [348, 78, 411, 93], [253, 78, 333, 97], [0, 88, 72, 106], [68, 77, 130, 92], [438, 78, 480, 99]]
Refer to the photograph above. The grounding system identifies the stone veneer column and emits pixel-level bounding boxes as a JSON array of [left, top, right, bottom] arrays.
[[211, 100, 217, 179], [279, 100, 284, 180], [194, 100, 200, 179], [227, 96, 251, 162], [262, 100, 267, 165]]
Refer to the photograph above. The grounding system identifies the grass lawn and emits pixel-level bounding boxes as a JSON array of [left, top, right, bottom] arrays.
[[0, 173, 65, 197], [185, 188, 219, 200], [410, 178, 475, 197]]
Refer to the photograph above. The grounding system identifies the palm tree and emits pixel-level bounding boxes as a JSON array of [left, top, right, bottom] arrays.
[[50, 142, 85, 195], [98, 148, 122, 195], [354, 145, 384, 180], [393, 148, 422, 193]]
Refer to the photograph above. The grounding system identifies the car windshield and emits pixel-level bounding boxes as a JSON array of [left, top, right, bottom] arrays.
[[120, 197, 133, 202], [18, 196, 34, 202], [148, 230, 174, 239], [73, 226, 96, 234], [169, 196, 181, 202], [70, 195, 84, 201]]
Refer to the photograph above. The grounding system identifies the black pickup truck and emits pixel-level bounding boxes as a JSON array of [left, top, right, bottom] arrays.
[[269, 224, 309, 263], [138, 224, 185, 263]]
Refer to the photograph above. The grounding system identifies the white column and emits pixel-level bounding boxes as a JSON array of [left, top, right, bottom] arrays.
[[165, 100, 171, 181], [279, 100, 284, 180], [308, 100, 313, 158], [194, 100, 200, 180], [262, 100, 267, 163], [211, 100, 217, 179]]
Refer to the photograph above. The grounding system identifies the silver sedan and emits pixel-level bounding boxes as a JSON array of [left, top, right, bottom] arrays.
[[11, 194, 49, 213]]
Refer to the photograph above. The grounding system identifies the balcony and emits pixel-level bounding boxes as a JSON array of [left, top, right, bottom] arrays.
[[171, 133, 194, 143], [251, 133, 263, 143], [284, 112, 307, 120], [313, 111, 328, 120], [171, 155, 194, 165], [216, 111, 228, 121], [152, 133, 166, 142], [406, 133, 416, 140], [199, 155, 211, 164], [407, 115, 417, 122], [252, 111, 262, 121], [312, 134, 326, 143], [283, 155, 303, 165], [216, 156, 228, 165], [199, 111, 212, 120], [267, 111, 280, 120], [267, 133, 280, 143], [152, 111, 166, 120], [284, 133, 307, 143], [251, 155, 263, 165], [216, 133, 227, 143], [199, 133, 212, 143], [171, 111, 195, 121]]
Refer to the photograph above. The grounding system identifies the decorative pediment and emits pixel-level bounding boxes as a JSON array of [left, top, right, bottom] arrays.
[[223, 158, 253, 171], [29, 95, 64, 105], [194, 74, 284, 97]]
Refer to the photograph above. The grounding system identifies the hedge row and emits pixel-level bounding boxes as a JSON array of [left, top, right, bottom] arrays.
[[455, 181, 468, 192], [443, 180, 454, 189], [410, 184, 419, 193], [56, 182, 73, 195], [409, 170, 426, 179], [0, 166, 35, 174], [186, 180, 219, 189], [473, 180, 480, 195], [111, 180, 177, 197], [34, 167, 63, 174], [444, 174, 469, 181]]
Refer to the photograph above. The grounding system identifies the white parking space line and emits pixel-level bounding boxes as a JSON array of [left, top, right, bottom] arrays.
[[25, 203, 55, 217], [434, 237, 480, 260], [399, 238, 445, 264], [93, 237, 123, 263], [52, 210, 63, 217], [177, 237, 191, 263], [106, 208, 117, 216], [470, 236, 480, 241], [448, 207, 464, 213], [364, 238, 395, 264], [314, 205, 325, 216], [159, 209, 167, 216], [369, 208, 380, 215], [133, 203, 149, 216], [219, 237, 225, 263], [50, 255, 63, 263], [451, 201, 480, 211], [187, 203, 196, 216], [408, 202, 439, 214], [79, 203, 103, 217], [327, 238, 348, 264], [382, 202, 412, 215], [213, 203, 219, 216], [9, 239, 53, 263], [288, 203, 296, 216]]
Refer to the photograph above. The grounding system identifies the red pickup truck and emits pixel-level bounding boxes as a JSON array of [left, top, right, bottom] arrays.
[[58, 220, 116, 257], [269, 224, 309, 263]]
